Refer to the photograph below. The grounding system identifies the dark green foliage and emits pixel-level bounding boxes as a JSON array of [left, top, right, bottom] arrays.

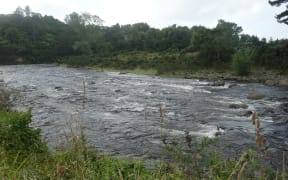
[[0, 9, 76, 64], [232, 48, 254, 76], [60, 52, 199, 75], [0, 6, 287, 74], [269, 0, 288, 24], [191, 20, 242, 67], [255, 39, 288, 73], [0, 109, 47, 157], [0, 87, 11, 110]]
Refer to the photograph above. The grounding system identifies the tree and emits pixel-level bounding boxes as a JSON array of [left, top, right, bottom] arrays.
[[269, 0, 288, 24], [64, 12, 82, 26], [64, 12, 103, 26], [105, 24, 125, 51], [24, 5, 32, 17], [72, 40, 92, 55], [80, 12, 103, 26], [14, 6, 25, 17], [161, 25, 191, 50], [191, 20, 242, 66], [213, 20, 242, 64], [232, 48, 254, 76]]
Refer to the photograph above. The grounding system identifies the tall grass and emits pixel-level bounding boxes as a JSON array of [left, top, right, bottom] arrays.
[[82, 80, 86, 110], [0, 85, 11, 110]]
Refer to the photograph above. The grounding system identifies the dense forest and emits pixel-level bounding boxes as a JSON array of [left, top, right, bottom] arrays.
[[0, 6, 287, 74]]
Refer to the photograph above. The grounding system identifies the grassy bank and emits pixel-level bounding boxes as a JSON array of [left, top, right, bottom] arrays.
[[59, 51, 199, 75], [87, 66, 158, 76], [59, 51, 288, 86]]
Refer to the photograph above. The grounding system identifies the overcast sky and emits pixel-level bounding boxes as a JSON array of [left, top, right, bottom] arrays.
[[0, 0, 287, 39]]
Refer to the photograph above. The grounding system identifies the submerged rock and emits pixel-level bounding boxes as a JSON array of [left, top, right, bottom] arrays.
[[229, 104, 248, 109], [247, 92, 265, 100], [227, 83, 237, 88], [265, 80, 277, 86], [278, 79, 288, 87], [264, 108, 275, 114], [209, 80, 225, 86], [279, 103, 288, 113], [243, 110, 253, 117], [54, 86, 63, 91], [0, 79, 4, 85], [119, 72, 128, 75]]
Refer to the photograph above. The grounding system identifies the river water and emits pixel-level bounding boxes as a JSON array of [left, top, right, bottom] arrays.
[[0, 64, 287, 167]]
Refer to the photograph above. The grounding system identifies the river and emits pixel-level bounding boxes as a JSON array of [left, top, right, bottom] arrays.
[[0, 64, 287, 168]]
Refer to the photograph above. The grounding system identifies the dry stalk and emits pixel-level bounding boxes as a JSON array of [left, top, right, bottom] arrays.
[[251, 112, 266, 159], [256, 134, 265, 151], [265, 148, 270, 158], [144, 104, 147, 121], [118, 168, 124, 180], [256, 118, 261, 131], [64, 111, 86, 159], [237, 161, 248, 180], [65, 113, 78, 144], [252, 112, 257, 125], [56, 164, 66, 177], [159, 104, 164, 123], [159, 103, 165, 145], [282, 151, 287, 180], [228, 152, 248, 180], [159, 103, 164, 177], [82, 80, 86, 110], [260, 168, 265, 180]]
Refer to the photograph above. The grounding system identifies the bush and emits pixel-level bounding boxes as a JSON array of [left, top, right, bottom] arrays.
[[0, 86, 11, 110], [0, 109, 47, 157], [232, 48, 254, 76]]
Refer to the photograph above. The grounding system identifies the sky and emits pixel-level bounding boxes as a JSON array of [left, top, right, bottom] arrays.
[[0, 0, 287, 39]]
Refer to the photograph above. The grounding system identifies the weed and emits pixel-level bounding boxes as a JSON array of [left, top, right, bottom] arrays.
[[282, 152, 287, 180], [0, 85, 11, 110]]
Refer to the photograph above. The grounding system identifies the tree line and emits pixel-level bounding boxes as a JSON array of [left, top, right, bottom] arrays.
[[0, 6, 287, 74]]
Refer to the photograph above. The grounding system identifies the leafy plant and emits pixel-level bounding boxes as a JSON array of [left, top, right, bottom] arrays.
[[0, 109, 47, 157], [232, 48, 254, 76], [0, 86, 11, 110]]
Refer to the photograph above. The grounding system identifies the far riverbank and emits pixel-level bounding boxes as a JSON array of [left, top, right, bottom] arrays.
[[63, 64, 288, 87]]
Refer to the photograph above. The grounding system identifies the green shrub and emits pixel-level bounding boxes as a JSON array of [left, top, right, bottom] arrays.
[[0, 86, 11, 110], [232, 48, 254, 76], [0, 109, 47, 157]]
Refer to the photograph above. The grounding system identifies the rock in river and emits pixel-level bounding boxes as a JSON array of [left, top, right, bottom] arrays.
[[209, 80, 225, 86], [229, 104, 248, 109], [247, 92, 265, 100], [265, 80, 277, 86], [55, 86, 63, 91], [278, 79, 288, 87]]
